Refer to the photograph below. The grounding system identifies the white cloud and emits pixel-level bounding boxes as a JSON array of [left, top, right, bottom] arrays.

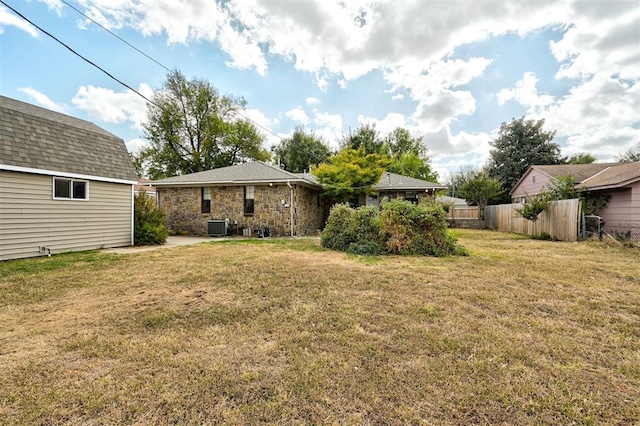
[[496, 72, 555, 109], [18, 87, 68, 113], [242, 108, 280, 147], [411, 90, 476, 132], [78, 0, 569, 85], [284, 107, 310, 125], [125, 137, 147, 153], [305, 97, 320, 105], [71, 83, 152, 129], [37, 0, 63, 15], [0, 6, 39, 37], [535, 76, 640, 159], [551, 2, 640, 80]]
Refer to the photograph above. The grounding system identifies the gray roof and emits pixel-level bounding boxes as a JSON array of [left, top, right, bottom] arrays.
[[151, 161, 321, 187], [581, 161, 640, 189], [0, 95, 137, 182], [533, 163, 616, 183], [374, 172, 444, 191]]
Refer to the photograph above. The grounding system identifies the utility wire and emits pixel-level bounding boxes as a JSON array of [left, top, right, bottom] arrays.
[[57, 0, 284, 142], [59, 0, 170, 72], [3, 1, 370, 191], [1, 0, 154, 106]]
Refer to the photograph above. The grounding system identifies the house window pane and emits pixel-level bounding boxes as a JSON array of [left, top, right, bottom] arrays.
[[72, 181, 87, 199], [406, 191, 418, 204], [54, 178, 71, 198], [244, 185, 254, 215], [201, 187, 211, 213]]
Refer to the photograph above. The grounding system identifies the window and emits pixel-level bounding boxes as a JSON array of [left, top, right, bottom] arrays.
[[244, 185, 254, 215], [201, 187, 211, 213], [53, 177, 88, 200], [405, 191, 418, 204], [532, 176, 536, 183]]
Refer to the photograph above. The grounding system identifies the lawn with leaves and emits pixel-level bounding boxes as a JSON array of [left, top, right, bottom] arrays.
[[0, 230, 638, 424]]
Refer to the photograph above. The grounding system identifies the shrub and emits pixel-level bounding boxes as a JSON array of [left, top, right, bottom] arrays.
[[321, 204, 385, 255], [320, 203, 355, 251], [380, 199, 459, 256], [134, 193, 168, 245], [321, 200, 463, 257]]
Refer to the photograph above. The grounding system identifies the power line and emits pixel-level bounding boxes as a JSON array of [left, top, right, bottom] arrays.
[[0, 0, 364, 189], [57, 0, 284, 142], [59, 0, 170, 72], [1, 0, 154, 106]]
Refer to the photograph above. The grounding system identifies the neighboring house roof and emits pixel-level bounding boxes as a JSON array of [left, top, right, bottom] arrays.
[[532, 163, 616, 183], [374, 172, 445, 191], [151, 161, 321, 188], [135, 178, 157, 195], [510, 162, 640, 195], [582, 161, 640, 190], [436, 195, 467, 206], [0, 95, 137, 183]]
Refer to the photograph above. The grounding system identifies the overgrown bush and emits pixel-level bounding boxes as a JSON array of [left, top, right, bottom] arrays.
[[321, 204, 385, 255], [134, 193, 168, 245], [381, 199, 460, 256], [321, 200, 464, 257]]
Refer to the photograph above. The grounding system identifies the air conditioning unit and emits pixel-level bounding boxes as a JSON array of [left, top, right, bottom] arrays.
[[207, 219, 228, 237]]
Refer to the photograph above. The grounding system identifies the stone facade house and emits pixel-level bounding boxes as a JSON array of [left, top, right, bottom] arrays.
[[151, 162, 324, 237], [0, 95, 138, 261]]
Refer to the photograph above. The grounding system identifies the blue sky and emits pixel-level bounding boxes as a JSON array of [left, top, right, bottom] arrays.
[[1, 0, 638, 180]]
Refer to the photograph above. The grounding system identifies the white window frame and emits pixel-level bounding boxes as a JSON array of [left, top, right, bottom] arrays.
[[52, 177, 90, 201]]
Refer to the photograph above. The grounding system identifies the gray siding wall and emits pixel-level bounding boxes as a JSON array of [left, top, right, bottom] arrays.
[[0, 170, 132, 261]]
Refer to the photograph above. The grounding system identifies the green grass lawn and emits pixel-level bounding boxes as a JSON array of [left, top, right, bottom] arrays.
[[0, 229, 638, 425]]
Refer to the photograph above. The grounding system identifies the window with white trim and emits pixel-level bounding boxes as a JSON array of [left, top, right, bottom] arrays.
[[244, 186, 254, 215], [201, 187, 211, 213], [53, 177, 88, 200]]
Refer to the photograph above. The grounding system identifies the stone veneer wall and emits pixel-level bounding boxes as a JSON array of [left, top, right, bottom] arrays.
[[157, 183, 322, 237]]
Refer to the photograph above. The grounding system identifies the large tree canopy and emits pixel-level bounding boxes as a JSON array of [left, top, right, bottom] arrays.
[[271, 127, 331, 173], [616, 142, 640, 163], [137, 70, 269, 179], [385, 127, 438, 182], [312, 148, 390, 203], [485, 117, 563, 199]]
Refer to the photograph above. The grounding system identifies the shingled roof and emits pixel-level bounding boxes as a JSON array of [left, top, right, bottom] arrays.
[[532, 163, 616, 183], [151, 161, 321, 188], [374, 172, 444, 191], [581, 161, 640, 190], [0, 95, 137, 182]]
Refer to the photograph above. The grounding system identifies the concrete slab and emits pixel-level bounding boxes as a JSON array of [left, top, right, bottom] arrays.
[[102, 235, 227, 254]]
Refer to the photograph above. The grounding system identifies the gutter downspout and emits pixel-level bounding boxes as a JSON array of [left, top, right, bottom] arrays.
[[287, 180, 294, 237]]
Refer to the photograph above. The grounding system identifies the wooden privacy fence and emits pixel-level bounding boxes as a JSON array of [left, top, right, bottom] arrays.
[[447, 205, 480, 219], [484, 199, 581, 242]]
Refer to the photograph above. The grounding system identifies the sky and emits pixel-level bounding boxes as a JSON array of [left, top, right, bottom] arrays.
[[0, 0, 638, 181]]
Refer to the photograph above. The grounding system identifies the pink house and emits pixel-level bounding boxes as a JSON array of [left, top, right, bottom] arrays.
[[510, 162, 640, 238]]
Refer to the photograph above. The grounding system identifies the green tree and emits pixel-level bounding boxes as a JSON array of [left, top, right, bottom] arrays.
[[615, 142, 640, 163], [341, 123, 385, 155], [486, 117, 563, 200], [457, 173, 503, 219], [137, 70, 269, 179], [446, 165, 479, 197], [312, 147, 390, 203], [385, 128, 438, 181], [568, 153, 597, 164], [271, 127, 331, 173]]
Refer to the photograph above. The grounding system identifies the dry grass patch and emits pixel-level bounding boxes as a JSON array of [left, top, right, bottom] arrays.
[[0, 231, 638, 424]]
